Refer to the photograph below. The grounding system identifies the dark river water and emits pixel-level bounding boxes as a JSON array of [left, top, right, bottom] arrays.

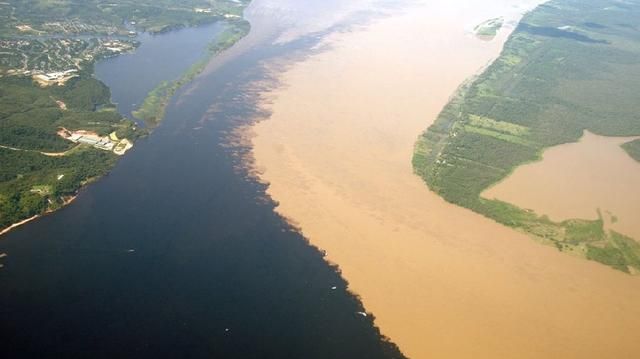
[[95, 22, 226, 118], [0, 1, 405, 358]]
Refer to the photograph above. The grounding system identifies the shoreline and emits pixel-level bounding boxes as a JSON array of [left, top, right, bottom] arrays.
[[482, 131, 640, 241], [0, 20, 251, 238], [0, 195, 78, 238], [249, 1, 640, 358], [0, 215, 40, 237], [132, 20, 251, 126], [412, 0, 640, 273]]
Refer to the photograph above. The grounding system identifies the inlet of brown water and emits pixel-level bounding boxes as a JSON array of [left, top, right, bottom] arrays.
[[484, 131, 640, 240]]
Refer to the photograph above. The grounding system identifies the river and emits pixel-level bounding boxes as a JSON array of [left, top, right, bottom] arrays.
[[5, 1, 640, 358], [0, 1, 406, 358], [95, 22, 226, 118], [250, 0, 640, 358]]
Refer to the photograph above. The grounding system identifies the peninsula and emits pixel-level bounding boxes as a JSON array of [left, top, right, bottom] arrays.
[[0, 0, 251, 233], [413, 0, 640, 273]]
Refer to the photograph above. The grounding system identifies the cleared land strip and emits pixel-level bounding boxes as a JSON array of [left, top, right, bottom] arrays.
[[0, 143, 78, 156]]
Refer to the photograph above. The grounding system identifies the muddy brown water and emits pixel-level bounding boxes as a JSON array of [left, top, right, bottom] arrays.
[[0, 1, 417, 358], [250, 1, 640, 358], [484, 131, 640, 240]]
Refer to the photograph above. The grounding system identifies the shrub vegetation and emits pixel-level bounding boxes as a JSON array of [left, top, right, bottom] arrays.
[[413, 0, 640, 273]]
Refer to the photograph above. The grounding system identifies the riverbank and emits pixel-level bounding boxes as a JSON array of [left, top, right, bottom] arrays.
[[1, 19, 251, 237], [412, 0, 640, 273], [0, 194, 77, 237], [132, 20, 251, 126], [483, 131, 640, 244], [0, 216, 39, 237], [249, 1, 640, 358]]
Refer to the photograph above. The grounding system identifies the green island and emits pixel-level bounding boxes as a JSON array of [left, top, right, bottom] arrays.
[[474, 17, 504, 39], [0, 0, 251, 232], [413, 0, 640, 273], [132, 21, 250, 125]]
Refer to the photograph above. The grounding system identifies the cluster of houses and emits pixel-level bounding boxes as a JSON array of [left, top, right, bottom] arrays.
[[194, 8, 240, 18]]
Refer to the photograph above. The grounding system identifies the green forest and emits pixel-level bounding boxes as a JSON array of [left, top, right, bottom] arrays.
[[0, 0, 251, 232], [413, 0, 640, 273], [0, 74, 137, 229], [0, 0, 250, 35]]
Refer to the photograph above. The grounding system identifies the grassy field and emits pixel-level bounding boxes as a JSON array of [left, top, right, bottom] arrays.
[[413, 0, 640, 273]]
